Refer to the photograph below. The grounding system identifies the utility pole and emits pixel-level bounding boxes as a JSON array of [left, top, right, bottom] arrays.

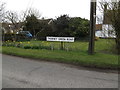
[[88, 0, 97, 55], [0, 22, 2, 41]]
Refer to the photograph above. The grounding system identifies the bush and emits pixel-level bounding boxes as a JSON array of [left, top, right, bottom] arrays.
[[23, 44, 51, 50], [2, 34, 32, 41], [38, 45, 51, 50], [23, 46, 32, 49], [31, 46, 39, 49], [95, 36, 99, 41]]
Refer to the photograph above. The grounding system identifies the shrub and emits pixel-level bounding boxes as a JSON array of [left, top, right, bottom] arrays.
[[23, 46, 31, 49], [39, 45, 51, 50], [95, 36, 99, 41], [31, 46, 39, 49]]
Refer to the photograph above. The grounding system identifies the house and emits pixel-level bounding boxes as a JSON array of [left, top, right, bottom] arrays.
[[38, 18, 53, 25], [95, 24, 116, 38], [95, 5, 116, 38], [2, 22, 23, 34]]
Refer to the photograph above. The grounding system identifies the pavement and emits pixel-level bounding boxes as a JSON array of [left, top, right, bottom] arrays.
[[2, 54, 119, 88]]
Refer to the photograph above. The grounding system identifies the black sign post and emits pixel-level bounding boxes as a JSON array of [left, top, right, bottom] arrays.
[[60, 42, 64, 50]]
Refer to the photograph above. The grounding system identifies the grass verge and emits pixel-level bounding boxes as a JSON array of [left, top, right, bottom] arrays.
[[1, 46, 119, 70]]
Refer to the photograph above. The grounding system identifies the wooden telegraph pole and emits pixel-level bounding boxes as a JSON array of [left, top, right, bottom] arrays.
[[88, 0, 97, 55]]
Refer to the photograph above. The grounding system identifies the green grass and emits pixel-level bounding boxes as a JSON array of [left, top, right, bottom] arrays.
[[1, 39, 119, 69], [2, 46, 119, 70], [4, 39, 115, 53]]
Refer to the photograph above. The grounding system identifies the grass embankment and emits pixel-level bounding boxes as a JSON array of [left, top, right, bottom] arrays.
[[2, 45, 118, 70]]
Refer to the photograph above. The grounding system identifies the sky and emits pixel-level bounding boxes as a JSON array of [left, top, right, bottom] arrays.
[[3, 0, 91, 19]]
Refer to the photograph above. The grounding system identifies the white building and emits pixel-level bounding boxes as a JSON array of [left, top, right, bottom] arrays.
[[95, 24, 116, 38], [95, 4, 116, 38]]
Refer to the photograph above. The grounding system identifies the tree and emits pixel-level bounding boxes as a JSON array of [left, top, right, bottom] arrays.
[[5, 11, 19, 25], [4, 10, 22, 39], [36, 18, 53, 40], [0, 1, 5, 22], [0, 1, 6, 41], [69, 17, 90, 38], [24, 14, 40, 38], [23, 8, 41, 38], [20, 8, 41, 22], [52, 14, 70, 36], [99, 0, 120, 54]]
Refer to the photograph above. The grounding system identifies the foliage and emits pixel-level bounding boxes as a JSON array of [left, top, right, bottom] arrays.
[[24, 45, 51, 50], [2, 39, 118, 69], [23, 45, 32, 49], [52, 14, 70, 36], [36, 19, 53, 40], [111, 2, 120, 55], [69, 17, 90, 38], [2, 33, 31, 41], [100, 1, 120, 54], [2, 46, 118, 70], [24, 14, 40, 37], [2, 39, 116, 54], [52, 15, 90, 38]]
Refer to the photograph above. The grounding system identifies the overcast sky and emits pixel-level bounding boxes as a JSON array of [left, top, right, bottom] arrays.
[[3, 0, 92, 19]]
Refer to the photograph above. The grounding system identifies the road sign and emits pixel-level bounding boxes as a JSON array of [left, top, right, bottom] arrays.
[[46, 37, 74, 42]]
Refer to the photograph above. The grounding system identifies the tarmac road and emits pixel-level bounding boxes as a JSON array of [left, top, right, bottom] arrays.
[[2, 54, 118, 88]]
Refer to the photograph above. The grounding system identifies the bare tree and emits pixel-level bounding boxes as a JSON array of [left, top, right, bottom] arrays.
[[4, 10, 21, 42], [5, 11, 19, 24], [0, 1, 5, 22], [0, 1, 6, 41], [20, 8, 41, 22], [27, 8, 41, 18], [99, 0, 120, 54], [22, 8, 41, 39]]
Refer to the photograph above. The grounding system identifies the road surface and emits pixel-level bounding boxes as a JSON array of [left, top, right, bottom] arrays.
[[2, 54, 118, 88]]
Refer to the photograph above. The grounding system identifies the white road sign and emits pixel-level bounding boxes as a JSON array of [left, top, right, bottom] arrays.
[[46, 37, 75, 42]]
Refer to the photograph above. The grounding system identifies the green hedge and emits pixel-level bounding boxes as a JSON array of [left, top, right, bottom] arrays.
[[2, 34, 31, 41]]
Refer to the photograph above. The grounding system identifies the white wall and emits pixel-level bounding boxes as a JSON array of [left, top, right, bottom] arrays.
[[95, 24, 116, 38]]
